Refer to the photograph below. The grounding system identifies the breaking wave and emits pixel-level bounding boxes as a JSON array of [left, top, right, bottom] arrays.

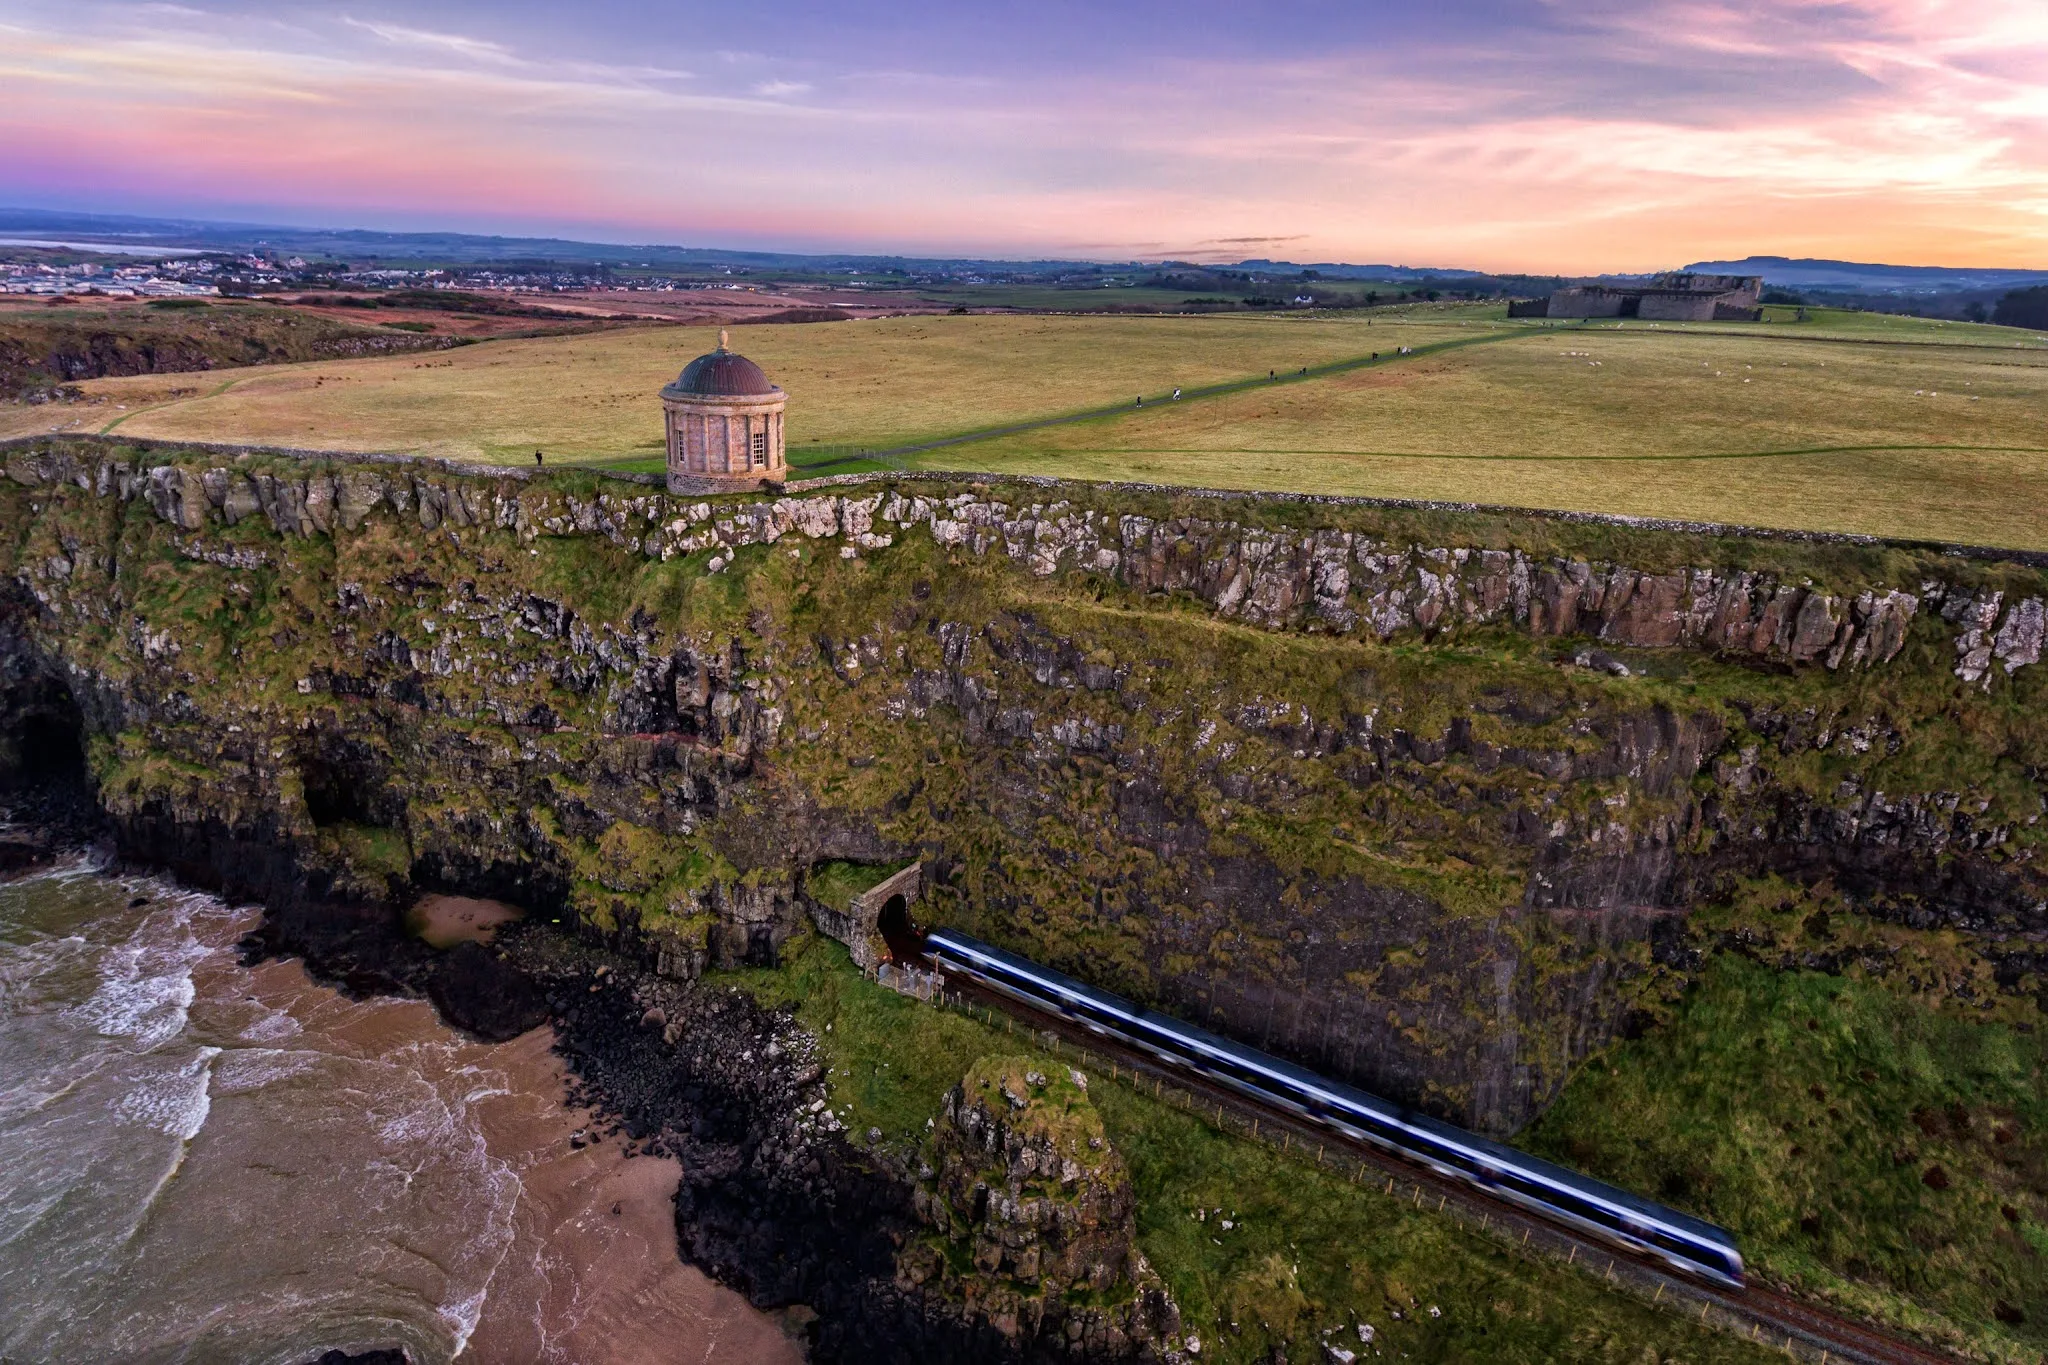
[[0, 870, 536, 1363], [69, 891, 217, 1051], [114, 1044, 219, 1140]]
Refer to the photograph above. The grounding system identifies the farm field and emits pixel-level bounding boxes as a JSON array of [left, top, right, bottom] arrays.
[[1612, 303, 2048, 346], [6, 304, 2046, 546], [941, 318, 2048, 549], [6, 311, 1475, 464]]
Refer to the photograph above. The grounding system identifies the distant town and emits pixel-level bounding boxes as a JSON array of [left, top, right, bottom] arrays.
[[0, 252, 849, 299], [1, 255, 222, 298], [0, 245, 1191, 307], [2, 208, 2045, 325]]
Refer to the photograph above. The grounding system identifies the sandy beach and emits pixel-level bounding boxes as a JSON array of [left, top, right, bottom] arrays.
[[455, 1023, 803, 1365], [407, 894, 525, 949], [240, 957, 803, 1365]]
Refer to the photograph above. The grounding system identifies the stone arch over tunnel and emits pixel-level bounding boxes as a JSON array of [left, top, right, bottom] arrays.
[[803, 862, 923, 972]]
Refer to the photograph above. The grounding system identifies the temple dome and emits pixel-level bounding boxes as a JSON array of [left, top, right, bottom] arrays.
[[668, 343, 780, 398]]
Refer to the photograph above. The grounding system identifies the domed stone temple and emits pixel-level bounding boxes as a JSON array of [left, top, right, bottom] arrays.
[[659, 330, 787, 493]]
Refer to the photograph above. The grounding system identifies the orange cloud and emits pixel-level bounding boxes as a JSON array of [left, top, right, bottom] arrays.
[[2, 3, 2044, 270]]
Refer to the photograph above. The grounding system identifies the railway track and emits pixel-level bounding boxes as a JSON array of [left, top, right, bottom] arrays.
[[935, 978, 1960, 1365]]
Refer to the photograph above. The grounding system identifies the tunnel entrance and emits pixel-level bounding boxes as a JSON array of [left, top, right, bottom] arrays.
[[803, 860, 924, 973], [878, 893, 922, 964]]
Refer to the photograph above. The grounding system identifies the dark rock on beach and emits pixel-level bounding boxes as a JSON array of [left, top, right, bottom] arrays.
[[426, 939, 548, 1040]]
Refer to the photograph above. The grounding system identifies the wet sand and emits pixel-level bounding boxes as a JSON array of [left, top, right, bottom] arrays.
[[457, 1025, 803, 1365], [240, 957, 802, 1365], [0, 867, 801, 1364], [407, 894, 524, 949]]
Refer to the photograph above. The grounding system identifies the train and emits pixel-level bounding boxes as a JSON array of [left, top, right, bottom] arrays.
[[923, 926, 1744, 1289]]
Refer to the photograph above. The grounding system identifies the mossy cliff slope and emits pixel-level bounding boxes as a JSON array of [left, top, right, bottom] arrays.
[[0, 437, 2041, 1148], [0, 302, 457, 401]]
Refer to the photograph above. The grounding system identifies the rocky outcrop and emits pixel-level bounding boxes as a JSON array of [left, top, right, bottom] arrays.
[[9, 442, 2027, 675], [240, 860, 1109, 1364], [904, 1058, 1181, 1357], [0, 315, 454, 400], [520, 936, 1153, 1363], [1942, 586, 2047, 684]]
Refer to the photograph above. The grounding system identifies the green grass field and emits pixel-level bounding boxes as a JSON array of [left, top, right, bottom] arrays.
[[9, 303, 2046, 546], [14, 311, 1463, 464], [936, 314, 2048, 548], [1526, 947, 2047, 1363], [1601, 304, 2048, 347], [723, 933, 1776, 1365]]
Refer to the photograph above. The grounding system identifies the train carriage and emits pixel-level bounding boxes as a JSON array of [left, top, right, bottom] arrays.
[[924, 927, 1743, 1289]]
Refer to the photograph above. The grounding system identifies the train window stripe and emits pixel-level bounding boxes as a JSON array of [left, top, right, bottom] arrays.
[[927, 930, 1737, 1264]]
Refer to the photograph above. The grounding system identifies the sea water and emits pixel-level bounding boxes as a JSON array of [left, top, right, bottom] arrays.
[[0, 855, 801, 1365], [0, 859, 525, 1363]]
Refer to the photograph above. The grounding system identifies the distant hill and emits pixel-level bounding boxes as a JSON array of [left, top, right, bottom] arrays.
[[0, 207, 1088, 273], [22, 208, 2040, 297], [1232, 258, 1488, 281], [1684, 255, 2048, 295], [0, 208, 1494, 282]]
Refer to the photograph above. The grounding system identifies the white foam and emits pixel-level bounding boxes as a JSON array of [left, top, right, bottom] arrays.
[[214, 1047, 321, 1092], [18, 852, 112, 885], [441, 1284, 489, 1357], [430, 1066, 525, 1359], [114, 1046, 219, 1140], [3, 870, 549, 1363], [237, 1007, 302, 1044], [70, 900, 213, 1050], [378, 1094, 461, 1149]]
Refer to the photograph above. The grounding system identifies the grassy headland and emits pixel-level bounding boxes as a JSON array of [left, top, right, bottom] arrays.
[[7, 311, 1468, 463], [7, 303, 2046, 545], [0, 296, 456, 402], [3, 444, 2041, 1358]]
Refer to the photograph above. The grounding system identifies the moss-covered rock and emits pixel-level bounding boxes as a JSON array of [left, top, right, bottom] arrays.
[[5, 437, 2045, 1350], [905, 1055, 1182, 1356]]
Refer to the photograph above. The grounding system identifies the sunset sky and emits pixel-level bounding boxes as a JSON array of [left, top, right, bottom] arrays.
[[3, 0, 2046, 272]]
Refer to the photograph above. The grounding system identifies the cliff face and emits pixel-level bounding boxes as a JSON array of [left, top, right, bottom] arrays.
[[1, 437, 2042, 1132]]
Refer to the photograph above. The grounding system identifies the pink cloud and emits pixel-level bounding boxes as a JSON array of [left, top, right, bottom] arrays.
[[2, 3, 2045, 270]]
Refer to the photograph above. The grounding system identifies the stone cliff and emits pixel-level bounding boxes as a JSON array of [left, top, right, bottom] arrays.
[[1, 435, 2042, 1133]]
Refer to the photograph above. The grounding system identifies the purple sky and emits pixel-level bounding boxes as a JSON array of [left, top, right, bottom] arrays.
[[4, 0, 2046, 269]]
